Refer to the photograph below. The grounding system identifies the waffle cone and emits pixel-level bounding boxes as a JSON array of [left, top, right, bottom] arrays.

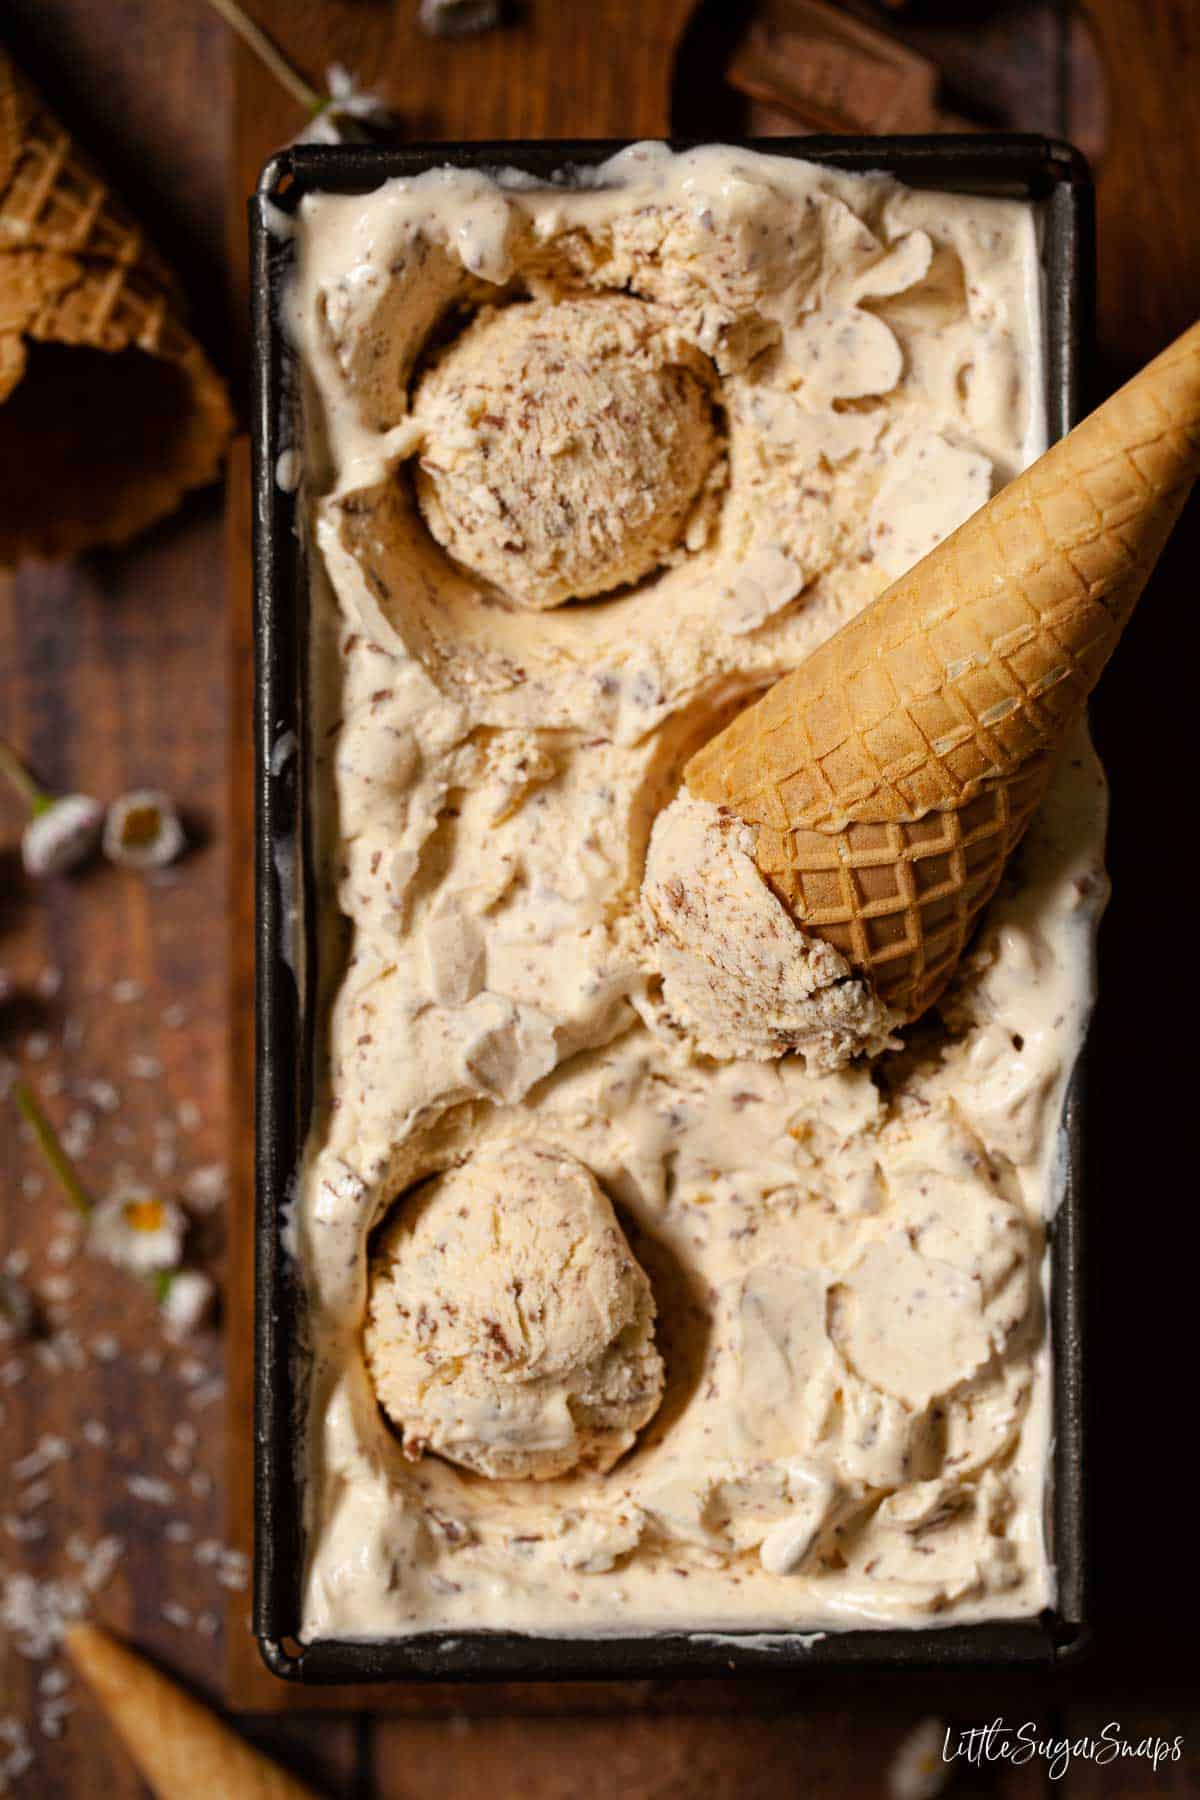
[[687, 319, 1200, 1019], [0, 49, 232, 563], [64, 1623, 318, 1799]]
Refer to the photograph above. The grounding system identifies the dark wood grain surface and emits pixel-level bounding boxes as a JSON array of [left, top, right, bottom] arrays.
[[2, 0, 1199, 1795], [0, 3, 255, 1794]]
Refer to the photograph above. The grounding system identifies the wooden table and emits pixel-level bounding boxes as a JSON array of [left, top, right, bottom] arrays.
[[2, 1, 1199, 1794]]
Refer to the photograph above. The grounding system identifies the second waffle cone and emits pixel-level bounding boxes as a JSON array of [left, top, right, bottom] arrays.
[[687, 320, 1200, 1020], [65, 1622, 318, 1799], [0, 48, 232, 564]]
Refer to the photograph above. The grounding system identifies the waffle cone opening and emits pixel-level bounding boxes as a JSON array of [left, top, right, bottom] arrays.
[[0, 342, 204, 559], [2, 48, 232, 564]]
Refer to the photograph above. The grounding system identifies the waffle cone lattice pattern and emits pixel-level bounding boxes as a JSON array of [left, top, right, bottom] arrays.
[[763, 756, 1053, 1016], [1, 53, 173, 277], [1, 48, 232, 562]]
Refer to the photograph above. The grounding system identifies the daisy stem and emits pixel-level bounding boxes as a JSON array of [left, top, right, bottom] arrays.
[[11, 1079, 93, 1218], [0, 738, 51, 817], [200, 0, 324, 113]]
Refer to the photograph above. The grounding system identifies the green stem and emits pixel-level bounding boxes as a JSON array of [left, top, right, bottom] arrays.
[[0, 738, 51, 816], [200, 0, 323, 113], [11, 1079, 93, 1218]]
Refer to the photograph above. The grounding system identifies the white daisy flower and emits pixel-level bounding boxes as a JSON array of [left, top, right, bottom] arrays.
[[160, 1270, 216, 1338], [21, 794, 104, 877], [200, 3, 403, 144], [103, 790, 187, 870], [89, 1189, 186, 1274], [298, 65, 402, 144], [888, 1718, 952, 1800], [4, 740, 101, 876]]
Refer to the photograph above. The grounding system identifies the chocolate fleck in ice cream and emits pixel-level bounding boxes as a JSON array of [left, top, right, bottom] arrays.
[[288, 144, 1107, 1640]]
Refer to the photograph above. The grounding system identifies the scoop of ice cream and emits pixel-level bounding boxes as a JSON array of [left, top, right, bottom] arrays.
[[411, 295, 721, 608], [364, 1140, 664, 1479], [641, 791, 899, 1071]]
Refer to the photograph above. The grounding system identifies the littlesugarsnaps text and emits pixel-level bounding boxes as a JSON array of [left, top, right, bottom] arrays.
[[944, 1720, 1183, 1782]]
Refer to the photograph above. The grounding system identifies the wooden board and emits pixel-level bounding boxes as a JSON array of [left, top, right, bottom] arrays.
[[0, 2, 363, 1792], [223, 0, 1200, 1755]]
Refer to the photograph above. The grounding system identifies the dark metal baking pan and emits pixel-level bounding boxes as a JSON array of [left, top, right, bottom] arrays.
[[252, 135, 1094, 1683]]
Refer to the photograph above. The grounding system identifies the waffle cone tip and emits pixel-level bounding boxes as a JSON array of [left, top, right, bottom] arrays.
[[64, 1622, 318, 1799]]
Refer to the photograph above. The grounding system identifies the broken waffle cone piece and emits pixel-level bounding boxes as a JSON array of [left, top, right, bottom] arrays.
[[64, 1622, 319, 1800], [687, 318, 1200, 1021], [0, 49, 232, 564]]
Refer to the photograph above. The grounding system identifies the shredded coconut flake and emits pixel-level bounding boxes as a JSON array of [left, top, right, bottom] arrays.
[[12, 1437, 69, 1483], [183, 1163, 225, 1209], [1, 1565, 91, 1657], [81, 1079, 121, 1114], [3, 1517, 47, 1543], [35, 967, 63, 1000], [126, 1475, 173, 1506], [187, 1378, 225, 1410]]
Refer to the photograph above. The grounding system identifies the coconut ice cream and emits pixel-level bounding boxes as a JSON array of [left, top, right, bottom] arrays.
[[286, 144, 1105, 1641]]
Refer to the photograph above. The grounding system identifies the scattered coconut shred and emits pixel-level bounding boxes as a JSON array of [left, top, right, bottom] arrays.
[[1, 965, 241, 1778]]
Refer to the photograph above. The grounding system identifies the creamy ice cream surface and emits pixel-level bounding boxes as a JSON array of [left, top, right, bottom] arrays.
[[288, 144, 1107, 1640], [641, 790, 900, 1068]]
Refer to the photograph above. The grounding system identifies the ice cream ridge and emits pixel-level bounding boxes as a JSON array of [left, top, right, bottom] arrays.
[[665, 318, 1200, 1048]]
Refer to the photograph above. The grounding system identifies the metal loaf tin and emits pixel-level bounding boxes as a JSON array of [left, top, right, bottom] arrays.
[[252, 136, 1094, 1683]]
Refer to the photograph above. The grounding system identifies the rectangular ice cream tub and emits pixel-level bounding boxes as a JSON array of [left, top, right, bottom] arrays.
[[251, 136, 1094, 1683]]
